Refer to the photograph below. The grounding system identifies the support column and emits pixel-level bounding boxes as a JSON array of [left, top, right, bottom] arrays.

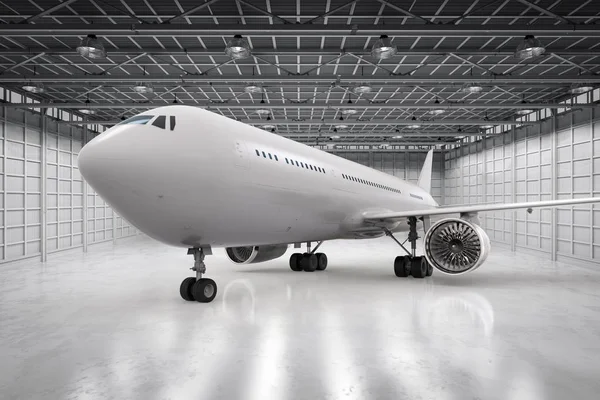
[[511, 126, 517, 252], [82, 123, 88, 253], [3, 107, 7, 262], [40, 111, 47, 262], [551, 112, 558, 261]]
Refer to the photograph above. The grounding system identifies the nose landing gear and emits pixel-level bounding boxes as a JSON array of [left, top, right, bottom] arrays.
[[179, 247, 217, 303]]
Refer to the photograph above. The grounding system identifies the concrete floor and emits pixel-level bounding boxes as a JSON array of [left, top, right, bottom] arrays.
[[1, 236, 599, 400]]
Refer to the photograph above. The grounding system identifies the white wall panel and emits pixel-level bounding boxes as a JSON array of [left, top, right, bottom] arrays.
[[444, 108, 600, 265], [0, 106, 138, 264]]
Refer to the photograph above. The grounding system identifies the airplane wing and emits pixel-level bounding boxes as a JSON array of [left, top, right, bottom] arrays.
[[362, 197, 600, 221]]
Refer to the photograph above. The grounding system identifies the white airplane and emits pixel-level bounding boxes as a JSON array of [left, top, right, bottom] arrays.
[[77, 105, 600, 303]]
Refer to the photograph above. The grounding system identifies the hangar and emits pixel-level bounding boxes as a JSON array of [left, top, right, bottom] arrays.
[[0, 0, 599, 399]]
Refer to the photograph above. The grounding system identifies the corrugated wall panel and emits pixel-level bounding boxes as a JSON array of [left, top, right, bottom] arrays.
[[0, 106, 138, 264], [444, 108, 600, 265]]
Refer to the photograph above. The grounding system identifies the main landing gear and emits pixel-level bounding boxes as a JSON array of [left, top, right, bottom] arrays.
[[180, 248, 217, 303], [289, 241, 328, 272], [386, 217, 433, 279]]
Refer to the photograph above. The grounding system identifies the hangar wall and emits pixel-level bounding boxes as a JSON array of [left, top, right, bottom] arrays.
[[0, 104, 138, 264], [444, 108, 600, 265], [337, 151, 444, 203]]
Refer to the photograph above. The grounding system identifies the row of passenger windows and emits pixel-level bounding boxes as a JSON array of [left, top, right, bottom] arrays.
[[341, 173, 402, 194], [117, 114, 177, 131], [255, 149, 327, 174]]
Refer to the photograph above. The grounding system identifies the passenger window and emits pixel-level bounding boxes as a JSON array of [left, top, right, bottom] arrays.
[[269, 153, 272, 160], [170, 116, 176, 131], [262, 151, 267, 158], [295, 161, 299, 167], [274, 155, 278, 161], [256, 149, 260, 156], [152, 115, 166, 129], [117, 115, 154, 125], [310, 165, 314, 171], [285, 158, 289, 164]]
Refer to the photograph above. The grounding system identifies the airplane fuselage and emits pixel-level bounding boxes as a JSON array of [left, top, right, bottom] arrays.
[[78, 105, 437, 248]]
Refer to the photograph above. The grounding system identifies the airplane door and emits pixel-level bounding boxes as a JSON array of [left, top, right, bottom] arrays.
[[234, 140, 250, 168]]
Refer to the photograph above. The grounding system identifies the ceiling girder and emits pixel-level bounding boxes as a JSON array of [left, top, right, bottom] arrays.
[[19, 0, 80, 24], [2, 23, 600, 37]]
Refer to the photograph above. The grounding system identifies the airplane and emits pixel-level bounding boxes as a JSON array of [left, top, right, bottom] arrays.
[[77, 105, 600, 303]]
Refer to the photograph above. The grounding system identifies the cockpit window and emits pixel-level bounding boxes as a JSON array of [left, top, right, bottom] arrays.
[[169, 116, 176, 131], [152, 116, 166, 129], [117, 115, 154, 125]]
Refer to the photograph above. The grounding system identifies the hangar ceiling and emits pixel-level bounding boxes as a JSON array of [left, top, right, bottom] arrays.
[[0, 0, 599, 150]]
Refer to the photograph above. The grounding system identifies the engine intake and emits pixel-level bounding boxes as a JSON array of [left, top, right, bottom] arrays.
[[424, 218, 490, 275], [226, 244, 288, 265]]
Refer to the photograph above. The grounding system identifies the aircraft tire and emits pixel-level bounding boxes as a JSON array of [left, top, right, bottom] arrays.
[[426, 259, 433, 276], [316, 253, 328, 270], [290, 253, 302, 271], [301, 253, 318, 272], [192, 278, 218, 303], [394, 256, 410, 277], [411, 257, 427, 279], [180, 277, 197, 301]]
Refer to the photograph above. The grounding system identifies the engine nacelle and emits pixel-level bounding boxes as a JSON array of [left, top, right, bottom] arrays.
[[423, 218, 491, 275], [225, 244, 288, 265]]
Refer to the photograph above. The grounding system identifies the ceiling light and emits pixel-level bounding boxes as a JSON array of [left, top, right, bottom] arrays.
[[353, 84, 372, 94], [330, 135, 340, 139], [481, 125, 494, 129], [515, 109, 533, 115], [393, 135, 403, 139], [225, 35, 251, 60], [132, 83, 153, 94], [428, 109, 445, 116], [569, 83, 594, 94], [408, 124, 421, 129], [22, 83, 45, 94], [342, 109, 357, 115], [244, 84, 263, 93], [371, 35, 397, 59], [76, 34, 106, 59], [515, 35, 545, 60], [261, 124, 275, 130], [461, 82, 484, 94], [335, 124, 348, 130], [79, 109, 96, 115], [255, 108, 270, 115]]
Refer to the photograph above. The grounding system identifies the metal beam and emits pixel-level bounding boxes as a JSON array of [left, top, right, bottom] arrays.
[[3, 74, 600, 84], [162, 0, 222, 24], [0, 49, 597, 57], [5, 101, 596, 110], [512, 0, 575, 25], [1, 23, 599, 37], [376, 0, 432, 24], [304, 0, 361, 24], [96, 53, 147, 75], [448, 53, 498, 76], [237, 0, 294, 24], [20, 0, 80, 24], [0, 52, 46, 75], [6, 101, 595, 110], [550, 53, 599, 75]]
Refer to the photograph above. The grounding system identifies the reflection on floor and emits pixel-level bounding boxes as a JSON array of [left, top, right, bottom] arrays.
[[1, 235, 599, 400]]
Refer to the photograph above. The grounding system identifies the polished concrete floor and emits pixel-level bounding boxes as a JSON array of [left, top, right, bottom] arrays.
[[1, 236, 599, 400]]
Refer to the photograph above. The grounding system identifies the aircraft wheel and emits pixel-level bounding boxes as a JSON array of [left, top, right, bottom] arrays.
[[316, 253, 328, 271], [394, 256, 410, 277], [411, 257, 427, 279], [180, 277, 197, 301], [191, 278, 217, 303], [301, 253, 318, 272], [289, 253, 302, 271], [426, 258, 433, 276]]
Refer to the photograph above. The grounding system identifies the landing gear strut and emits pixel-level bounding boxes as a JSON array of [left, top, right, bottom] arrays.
[[289, 241, 328, 272], [179, 248, 217, 303], [387, 217, 432, 279]]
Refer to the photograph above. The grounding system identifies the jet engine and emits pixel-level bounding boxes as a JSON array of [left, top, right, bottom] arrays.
[[423, 218, 491, 275], [226, 244, 288, 264]]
